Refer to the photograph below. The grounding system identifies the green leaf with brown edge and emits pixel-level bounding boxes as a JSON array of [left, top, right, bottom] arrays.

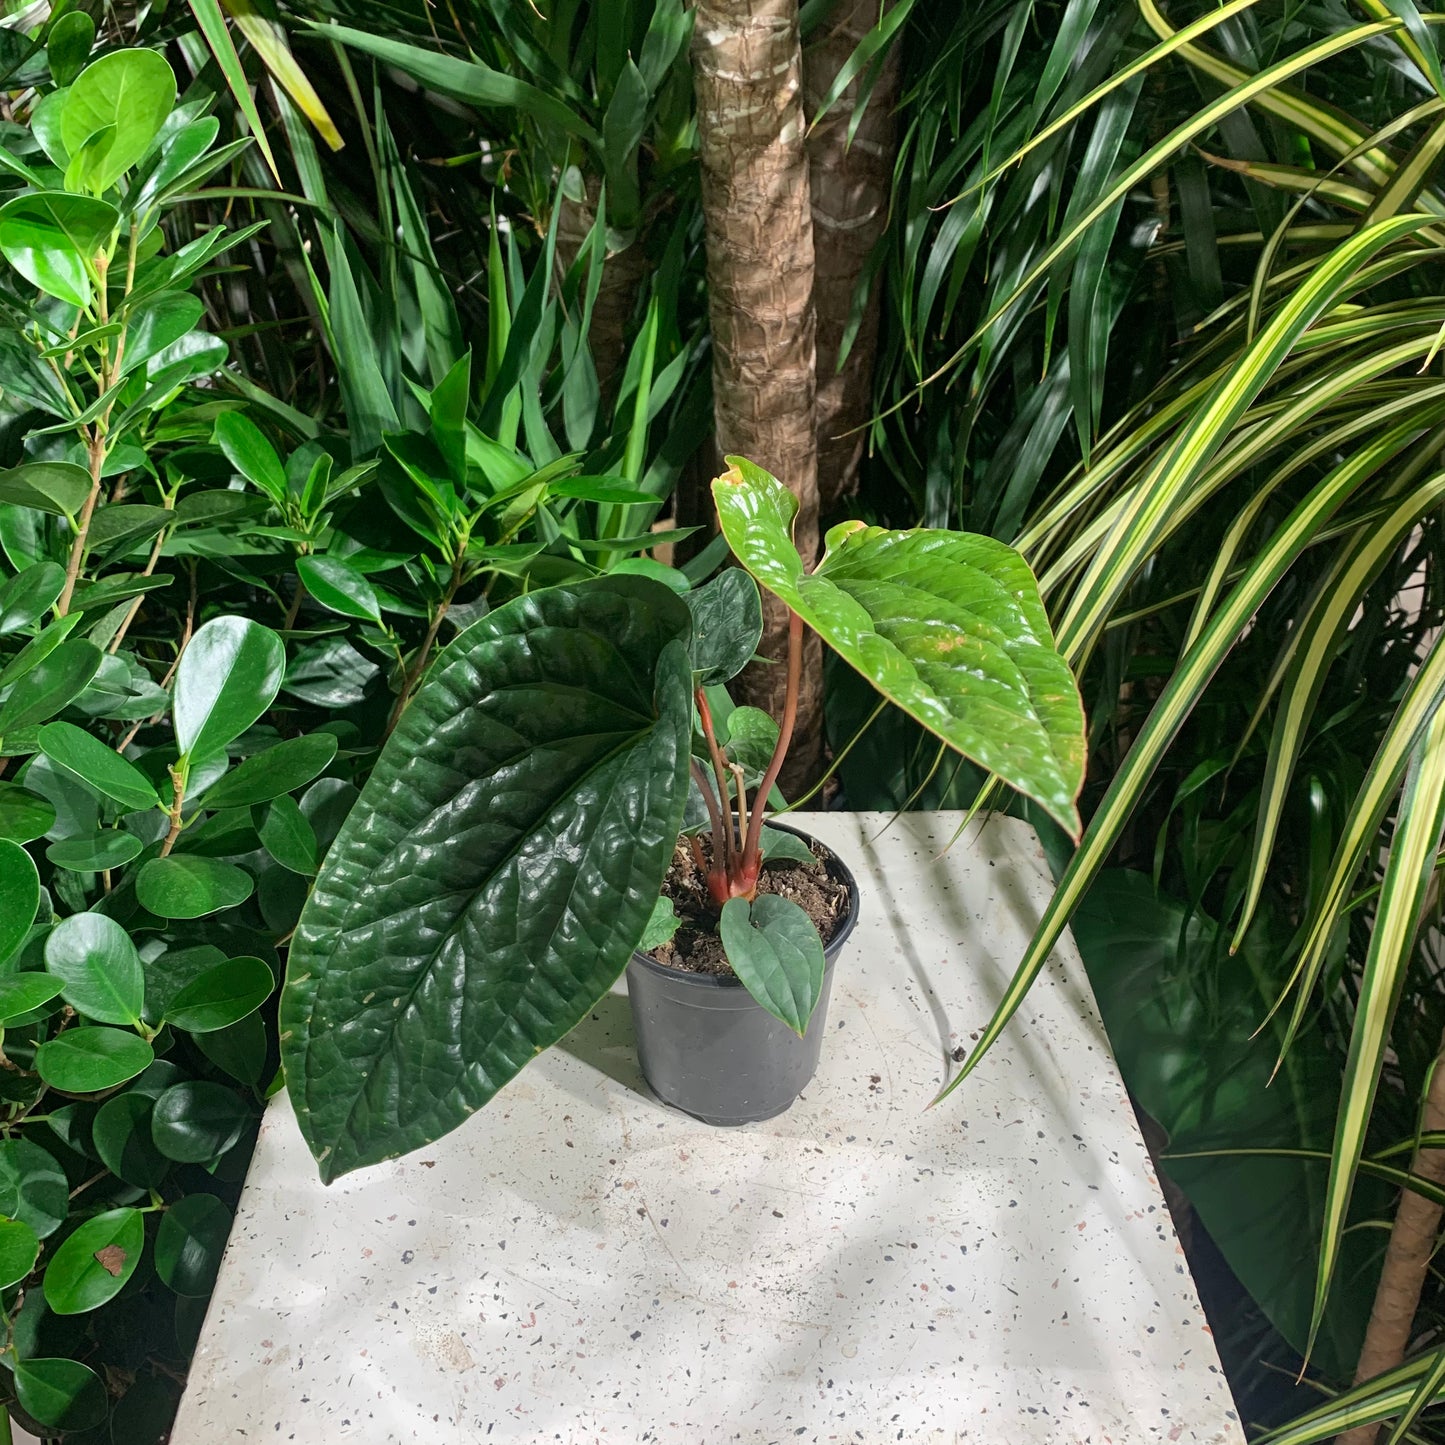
[[35, 1027, 153, 1091], [43, 1206, 144, 1313], [719, 893, 825, 1035], [282, 575, 694, 1181], [0, 838, 39, 964], [712, 458, 1085, 836]]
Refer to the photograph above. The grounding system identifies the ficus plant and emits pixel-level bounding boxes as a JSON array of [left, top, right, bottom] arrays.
[[282, 456, 1086, 1181]]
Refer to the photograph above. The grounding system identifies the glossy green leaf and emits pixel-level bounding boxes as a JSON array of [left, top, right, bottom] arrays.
[[46, 10, 95, 87], [35, 1026, 153, 1091], [296, 555, 381, 624], [0, 1138, 68, 1237], [0, 974, 63, 1022], [119, 290, 205, 376], [0, 462, 92, 518], [0, 191, 117, 307], [136, 855, 254, 918], [0, 639, 102, 739], [720, 707, 779, 780], [200, 732, 336, 810], [92, 1091, 167, 1188], [172, 615, 285, 762], [184, 0, 280, 181], [0, 838, 39, 964], [0, 561, 65, 632], [259, 795, 317, 875], [61, 49, 176, 193], [46, 827, 143, 872], [0, 783, 54, 844], [212, 411, 287, 505], [713, 459, 1085, 835], [37, 720, 161, 811], [155, 1192, 231, 1296], [638, 896, 681, 951], [151, 1080, 250, 1163], [196, 1010, 266, 1084], [165, 955, 273, 1033], [0, 1216, 38, 1289], [86, 503, 172, 557], [719, 893, 825, 1035], [685, 568, 762, 686], [282, 575, 694, 1181], [0, 617, 83, 695], [43, 1206, 144, 1313], [13, 1357, 107, 1431], [44, 912, 144, 1025], [760, 826, 815, 866]]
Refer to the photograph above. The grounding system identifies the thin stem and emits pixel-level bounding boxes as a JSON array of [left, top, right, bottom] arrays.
[[158, 764, 186, 857], [388, 562, 465, 736], [694, 688, 735, 870], [690, 757, 726, 843], [56, 429, 107, 616], [107, 507, 175, 654], [281, 575, 305, 632], [743, 609, 804, 875]]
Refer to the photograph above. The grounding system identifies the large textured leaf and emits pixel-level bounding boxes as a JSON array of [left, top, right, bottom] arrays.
[[713, 458, 1084, 835], [282, 577, 693, 1181]]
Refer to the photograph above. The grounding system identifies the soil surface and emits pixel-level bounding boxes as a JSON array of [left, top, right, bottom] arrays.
[[643, 830, 852, 975]]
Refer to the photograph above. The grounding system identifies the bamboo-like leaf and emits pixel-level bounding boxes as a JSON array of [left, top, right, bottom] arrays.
[[222, 0, 341, 151], [1252, 1351, 1445, 1444], [1309, 707, 1445, 1351], [185, 0, 280, 183], [939, 427, 1429, 1103], [1233, 447, 1445, 947], [1384, 1348, 1445, 1445]]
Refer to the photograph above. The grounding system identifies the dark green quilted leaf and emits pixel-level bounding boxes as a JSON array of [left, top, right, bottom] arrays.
[[282, 576, 693, 1181]]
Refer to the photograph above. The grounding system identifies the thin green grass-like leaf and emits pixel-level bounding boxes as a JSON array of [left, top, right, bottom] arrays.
[[223, 0, 341, 149], [1309, 707, 1445, 1353], [936, 422, 1437, 1105], [1256, 1353, 1443, 1443], [186, 0, 281, 183], [1384, 1348, 1445, 1445]]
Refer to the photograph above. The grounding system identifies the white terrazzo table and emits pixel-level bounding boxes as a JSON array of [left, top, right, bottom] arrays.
[[172, 812, 1244, 1445]]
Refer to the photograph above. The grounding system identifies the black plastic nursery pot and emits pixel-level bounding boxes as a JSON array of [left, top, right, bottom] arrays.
[[626, 824, 861, 1127]]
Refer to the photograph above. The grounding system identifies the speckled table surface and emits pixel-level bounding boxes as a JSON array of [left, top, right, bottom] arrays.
[[172, 812, 1244, 1445]]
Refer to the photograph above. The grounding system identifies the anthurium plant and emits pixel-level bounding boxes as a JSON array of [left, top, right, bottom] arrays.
[[283, 456, 1086, 1181]]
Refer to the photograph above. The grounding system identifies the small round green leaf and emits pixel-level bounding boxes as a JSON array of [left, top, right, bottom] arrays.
[[155, 1193, 231, 1297], [44, 912, 144, 1025], [195, 1011, 266, 1085], [259, 795, 317, 875], [0, 1216, 39, 1288], [37, 720, 161, 811], [135, 856, 254, 919], [718, 893, 826, 1036], [0, 783, 55, 844], [0, 973, 63, 1022], [46, 828, 144, 872], [13, 1357, 107, 1431], [35, 1027, 153, 1092], [172, 616, 285, 763], [0, 192, 118, 308], [295, 555, 382, 623], [0, 1139, 69, 1237], [0, 638, 102, 737], [150, 1081, 250, 1164], [0, 560, 65, 635], [61, 49, 177, 193], [164, 956, 273, 1034], [200, 732, 337, 810], [93, 1091, 168, 1188], [43, 1206, 143, 1313], [0, 838, 39, 964], [46, 10, 96, 87]]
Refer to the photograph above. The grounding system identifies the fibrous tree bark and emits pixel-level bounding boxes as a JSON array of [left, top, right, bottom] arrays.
[[1336, 1026, 1445, 1445], [693, 0, 824, 790], [805, 0, 900, 511]]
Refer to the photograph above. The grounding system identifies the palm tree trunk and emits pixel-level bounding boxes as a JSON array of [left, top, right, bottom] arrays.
[[1337, 1026, 1445, 1445], [805, 0, 901, 512], [693, 0, 824, 790]]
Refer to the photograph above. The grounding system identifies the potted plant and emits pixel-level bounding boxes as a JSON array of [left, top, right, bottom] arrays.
[[281, 457, 1085, 1181]]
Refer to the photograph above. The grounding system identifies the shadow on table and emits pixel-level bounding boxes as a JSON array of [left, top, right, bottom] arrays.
[[556, 988, 649, 1096]]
